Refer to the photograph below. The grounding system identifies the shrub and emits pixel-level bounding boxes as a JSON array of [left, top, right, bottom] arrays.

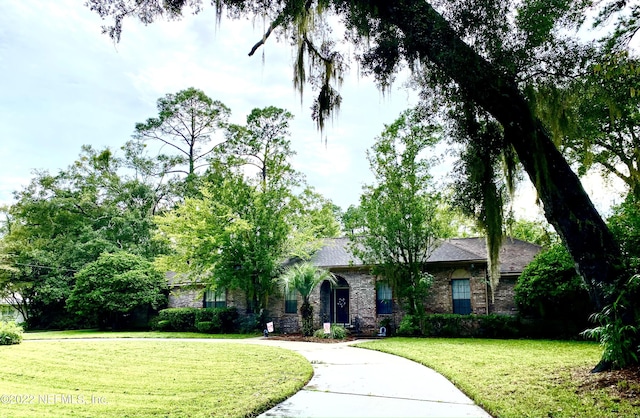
[[514, 244, 592, 322], [582, 275, 640, 370], [157, 308, 199, 331], [67, 252, 167, 330], [397, 314, 423, 336], [422, 314, 470, 337], [153, 319, 171, 331], [477, 314, 520, 338], [196, 321, 215, 333], [398, 314, 522, 338], [313, 324, 347, 339], [195, 309, 222, 333], [216, 307, 240, 333], [0, 321, 23, 345]]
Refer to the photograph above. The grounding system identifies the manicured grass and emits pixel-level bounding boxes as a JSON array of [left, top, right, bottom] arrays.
[[23, 329, 258, 340], [0, 340, 312, 417], [357, 338, 638, 418]]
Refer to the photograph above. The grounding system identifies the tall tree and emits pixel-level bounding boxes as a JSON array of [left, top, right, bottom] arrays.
[[349, 109, 449, 317], [217, 106, 297, 191], [0, 146, 165, 328], [88, 0, 639, 367], [535, 52, 640, 196], [87, 0, 622, 306], [157, 107, 304, 315], [133, 87, 230, 194]]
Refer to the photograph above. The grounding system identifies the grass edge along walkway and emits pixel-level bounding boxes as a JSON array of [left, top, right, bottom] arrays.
[[23, 329, 259, 340], [2, 339, 312, 417], [356, 338, 638, 418]]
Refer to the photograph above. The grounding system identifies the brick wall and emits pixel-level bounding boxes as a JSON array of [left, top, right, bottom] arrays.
[[489, 277, 518, 315], [167, 263, 515, 335], [424, 265, 489, 315]]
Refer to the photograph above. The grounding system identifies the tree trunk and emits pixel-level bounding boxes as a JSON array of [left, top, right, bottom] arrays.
[[300, 301, 314, 336], [370, 1, 623, 308]]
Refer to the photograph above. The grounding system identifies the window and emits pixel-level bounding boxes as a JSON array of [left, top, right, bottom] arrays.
[[376, 282, 393, 315], [204, 288, 226, 308], [452, 279, 471, 315], [284, 288, 297, 314]]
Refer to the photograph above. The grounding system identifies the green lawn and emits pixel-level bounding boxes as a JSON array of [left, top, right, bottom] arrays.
[[0, 340, 312, 417], [357, 338, 639, 418], [23, 329, 258, 340]]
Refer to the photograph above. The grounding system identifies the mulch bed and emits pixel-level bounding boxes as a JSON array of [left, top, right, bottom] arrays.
[[572, 365, 640, 404], [264, 333, 357, 343]]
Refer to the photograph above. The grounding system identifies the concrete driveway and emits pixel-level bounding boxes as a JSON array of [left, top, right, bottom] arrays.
[[247, 338, 492, 418]]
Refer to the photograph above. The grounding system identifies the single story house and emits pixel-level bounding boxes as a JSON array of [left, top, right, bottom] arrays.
[[0, 297, 25, 324], [168, 237, 541, 334]]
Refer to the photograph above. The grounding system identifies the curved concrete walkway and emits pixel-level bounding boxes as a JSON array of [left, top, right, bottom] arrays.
[[26, 337, 491, 417], [246, 338, 491, 418]]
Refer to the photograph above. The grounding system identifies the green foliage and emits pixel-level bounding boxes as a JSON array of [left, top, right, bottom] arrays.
[[194, 308, 222, 333], [134, 87, 230, 181], [0, 320, 23, 345], [151, 319, 171, 331], [535, 52, 640, 195], [350, 109, 446, 317], [582, 275, 640, 370], [214, 307, 240, 333], [1, 146, 167, 329], [341, 205, 365, 236], [67, 252, 167, 329], [608, 193, 640, 271], [398, 314, 520, 339], [157, 107, 308, 314], [155, 307, 240, 333], [514, 244, 592, 321], [287, 187, 341, 260], [477, 315, 520, 339], [196, 321, 217, 333], [156, 308, 200, 332], [313, 324, 347, 339], [279, 263, 334, 336], [506, 218, 558, 248], [397, 314, 423, 337]]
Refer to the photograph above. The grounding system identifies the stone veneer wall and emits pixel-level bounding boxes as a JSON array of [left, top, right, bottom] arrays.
[[168, 286, 203, 308]]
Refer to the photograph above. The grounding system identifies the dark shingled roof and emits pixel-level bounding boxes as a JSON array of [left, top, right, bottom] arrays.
[[311, 237, 364, 268], [311, 237, 541, 275]]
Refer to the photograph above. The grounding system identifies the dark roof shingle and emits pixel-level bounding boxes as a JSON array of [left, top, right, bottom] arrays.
[[311, 237, 541, 274]]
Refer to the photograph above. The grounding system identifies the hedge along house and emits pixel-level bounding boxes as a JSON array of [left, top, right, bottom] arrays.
[[167, 236, 541, 335]]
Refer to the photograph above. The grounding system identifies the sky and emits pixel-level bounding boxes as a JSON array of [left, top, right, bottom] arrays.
[[0, 1, 626, 219]]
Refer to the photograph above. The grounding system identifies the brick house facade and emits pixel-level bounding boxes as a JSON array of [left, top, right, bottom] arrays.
[[167, 237, 541, 335]]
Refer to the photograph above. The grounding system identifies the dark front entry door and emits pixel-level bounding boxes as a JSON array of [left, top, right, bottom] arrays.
[[334, 288, 349, 324]]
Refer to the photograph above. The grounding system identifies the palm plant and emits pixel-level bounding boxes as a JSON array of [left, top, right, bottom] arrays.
[[279, 262, 335, 336]]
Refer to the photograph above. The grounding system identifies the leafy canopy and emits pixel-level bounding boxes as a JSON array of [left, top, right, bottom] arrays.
[[349, 108, 448, 316], [66, 251, 167, 327]]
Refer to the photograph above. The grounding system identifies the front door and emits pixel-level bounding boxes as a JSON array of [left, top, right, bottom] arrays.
[[334, 288, 349, 324]]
